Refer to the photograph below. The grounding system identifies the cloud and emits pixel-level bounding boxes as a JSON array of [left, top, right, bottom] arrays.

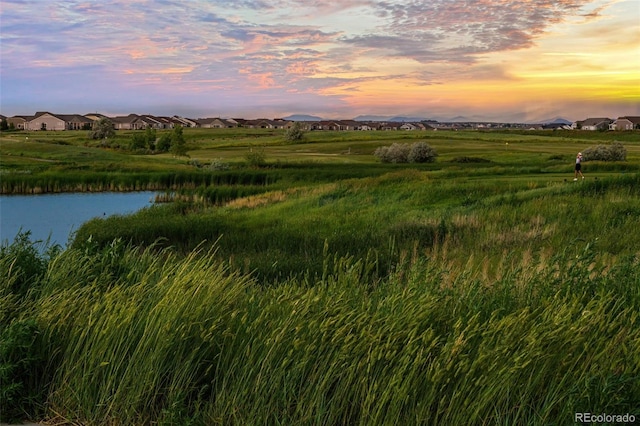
[[1, 0, 635, 120], [350, 0, 590, 63]]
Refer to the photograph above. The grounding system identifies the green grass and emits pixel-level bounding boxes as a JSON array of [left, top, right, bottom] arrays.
[[2, 127, 640, 424], [2, 237, 639, 425]]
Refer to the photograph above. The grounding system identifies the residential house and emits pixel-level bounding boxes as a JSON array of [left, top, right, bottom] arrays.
[[269, 119, 291, 129], [111, 114, 140, 130], [172, 116, 198, 128], [380, 122, 404, 131], [314, 121, 341, 131], [231, 118, 249, 127], [59, 114, 93, 130], [542, 122, 571, 130], [197, 118, 237, 128], [7, 115, 31, 130], [84, 113, 109, 122], [154, 116, 175, 129], [25, 112, 92, 131], [336, 120, 361, 131], [400, 122, 430, 130], [244, 119, 290, 129], [358, 122, 378, 131], [137, 115, 164, 129], [612, 116, 640, 130], [26, 112, 66, 131], [574, 118, 612, 131]]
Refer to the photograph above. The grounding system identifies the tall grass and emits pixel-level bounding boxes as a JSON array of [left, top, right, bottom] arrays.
[[72, 171, 640, 282], [2, 237, 639, 425]]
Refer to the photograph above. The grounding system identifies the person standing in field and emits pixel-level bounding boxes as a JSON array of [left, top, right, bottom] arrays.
[[574, 152, 584, 181]]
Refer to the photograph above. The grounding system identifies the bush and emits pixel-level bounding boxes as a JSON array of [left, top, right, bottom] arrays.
[[374, 142, 437, 163], [156, 133, 172, 152], [284, 122, 305, 143], [451, 156, 492, 163], [582, 142, 627, 161], [129, 133, 147, 151], [89, 117, 115, 140], [209, 158, 230, 171], [408, 142, 438, 163], [245, 148, 266, 167]]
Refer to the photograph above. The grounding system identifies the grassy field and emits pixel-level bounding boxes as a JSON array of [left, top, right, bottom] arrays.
[[1, 127, 639, 424]]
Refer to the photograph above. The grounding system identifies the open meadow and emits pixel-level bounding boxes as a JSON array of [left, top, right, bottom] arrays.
[[1, 127, 639, 424]]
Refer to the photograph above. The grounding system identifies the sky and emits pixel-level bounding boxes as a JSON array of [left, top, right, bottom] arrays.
[[0, 0, 638, 122]]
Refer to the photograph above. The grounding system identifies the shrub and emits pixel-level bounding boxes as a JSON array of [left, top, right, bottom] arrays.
[[129, 133, 147, 151], [89, 117, 115, 140], [209, 158, 230, 171], [245, 148, 266, 167], [374, 142, 437, 163], [451, 156, 492, 163], [188, 159, 203, 168], [284, 122, 305, 143], [374, 143, 410, 163], [408, 141, 438, 163], [156, 133, 172, 152], [582, 142, 627, 161]]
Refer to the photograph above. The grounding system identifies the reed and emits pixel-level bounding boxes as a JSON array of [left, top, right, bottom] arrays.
[[2, 236, 638, 425]]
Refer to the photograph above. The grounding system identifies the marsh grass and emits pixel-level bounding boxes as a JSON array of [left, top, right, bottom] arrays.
[[72, 169, 640, 283], [2, 237, 638, 425]]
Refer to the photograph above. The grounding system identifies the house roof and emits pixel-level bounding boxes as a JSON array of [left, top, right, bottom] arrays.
[[111, 114, 141, 123], [581, 117, 612, 126], [57, 114, 93, 123], [621, 116, 640, 125]]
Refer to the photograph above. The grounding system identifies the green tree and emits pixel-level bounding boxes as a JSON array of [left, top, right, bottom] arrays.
[[169, 125, 187, 157], [156, 133, 172, 152], [145, 126, 157, 150], [89, 117, 115, 140], [0, 117, 8, 131], [129, 133, 147, 151], [284, 122, 305, 143]]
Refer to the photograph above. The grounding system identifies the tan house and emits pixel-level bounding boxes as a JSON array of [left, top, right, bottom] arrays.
[[111, 114, 140, 130], [244, 119, 291, 129], [197, 118, 237, 128], [172, 116, 198, 128], [574, 118, 612, 131], [7, 115, 31, 130], [400, 122, 429, 130], [612, 116, 640, 130], [380, 122, 404, 131], [84, 113, 109, 122], [24, 112, 91, 131], [60, 114, 93, 130]]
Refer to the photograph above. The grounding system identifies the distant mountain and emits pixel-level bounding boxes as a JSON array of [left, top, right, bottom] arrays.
[[388, 116, 430, 122], [282, 114, 323, 121], [353, 115, 392, 121], [446, 116, 472, 122], [541, 117, 573, 125], [353, 115, 432, 122]]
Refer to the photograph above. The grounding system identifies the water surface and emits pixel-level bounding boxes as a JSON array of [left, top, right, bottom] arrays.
[[0, 192, 156, 247]]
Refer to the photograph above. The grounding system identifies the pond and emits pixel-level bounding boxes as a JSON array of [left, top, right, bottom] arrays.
[[0, 192, 157, 248]]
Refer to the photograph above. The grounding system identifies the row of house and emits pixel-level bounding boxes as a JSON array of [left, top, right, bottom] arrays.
[[2, 111, 639, 132], [571, 117, 640, 131], [0, 111, 438, 132]]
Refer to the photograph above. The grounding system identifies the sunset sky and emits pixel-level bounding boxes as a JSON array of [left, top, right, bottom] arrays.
[[1, 0, 638, 122]]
